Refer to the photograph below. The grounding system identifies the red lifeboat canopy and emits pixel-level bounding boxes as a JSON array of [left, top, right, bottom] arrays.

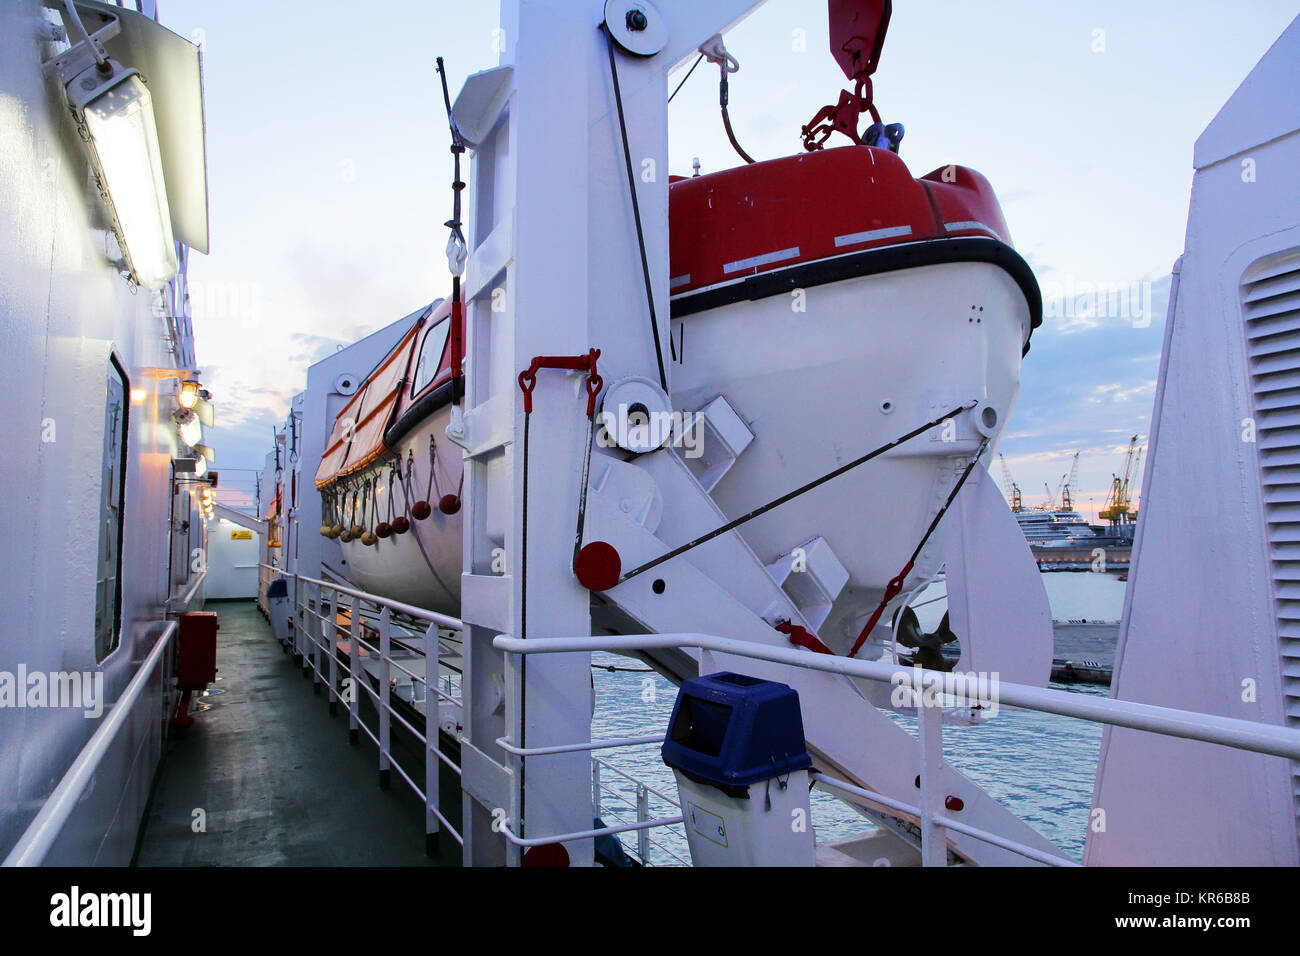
[[668, 145, 1015, 299]]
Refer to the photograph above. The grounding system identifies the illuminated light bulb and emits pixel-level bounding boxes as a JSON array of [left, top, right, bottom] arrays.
[[177, 380, 200, 409], [129, 387, 147, 405]]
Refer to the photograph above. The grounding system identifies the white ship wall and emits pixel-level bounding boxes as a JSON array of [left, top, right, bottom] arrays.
[[0, 2, 204, 864], [205, 521, 260, 600], [1087, 17, 1300, 865]]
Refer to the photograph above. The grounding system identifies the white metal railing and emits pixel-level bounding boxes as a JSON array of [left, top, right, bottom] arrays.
[[592, 754, 691, 866], [166, 569, 206, 613], [264, 564, 696, 865], [3, 619, 178, 867], [263, 567, 465, 855], [494, 631, 1300, 866]]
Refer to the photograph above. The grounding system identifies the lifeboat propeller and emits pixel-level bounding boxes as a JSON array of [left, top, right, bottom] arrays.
[[893, 605, 959, 672]]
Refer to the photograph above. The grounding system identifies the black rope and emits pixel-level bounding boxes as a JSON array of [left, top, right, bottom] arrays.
[[602, 23, 672, 388], [720, 69, 755, 165], [573, 414, 596, 569], [669, 53, 703, 103], [619, 401, 976, 583]]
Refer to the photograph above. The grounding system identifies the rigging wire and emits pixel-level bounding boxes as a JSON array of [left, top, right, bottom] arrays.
[[668, 53, 704, 103], [602, 23, 672, 389], [847, 437, 991, 659], [434, 57, 467, 403], [618, 401, 977, 584]]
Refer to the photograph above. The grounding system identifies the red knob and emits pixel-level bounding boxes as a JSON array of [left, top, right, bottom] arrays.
[[574, 541, 622, 592], [411, 501, 432, 520], [438, 494, 461, 515], [392, 516, 410, 534], [375, 522, 391, 539]]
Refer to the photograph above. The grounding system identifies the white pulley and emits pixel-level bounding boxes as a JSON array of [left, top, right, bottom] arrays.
[[599, 376, 674, 455], [604, 0, 668, 57]]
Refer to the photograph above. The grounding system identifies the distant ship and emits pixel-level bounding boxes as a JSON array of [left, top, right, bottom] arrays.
[[1014, 509, 1098, 547]]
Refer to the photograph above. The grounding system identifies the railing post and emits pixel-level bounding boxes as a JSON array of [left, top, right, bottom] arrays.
[[348, 593, 361, 745], [291, 574, 303, 661], [310, 580, 322, 692], [592, 759, 601, 816], [424, 622, 441, 857], [636, 783, 650, 865], [327, 585, 339, 715], [918, 698, 946, 867], [378, 606, 392, 790]]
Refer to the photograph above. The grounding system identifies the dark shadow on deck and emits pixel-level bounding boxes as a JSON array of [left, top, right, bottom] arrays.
[[134, 600, 459, 866]]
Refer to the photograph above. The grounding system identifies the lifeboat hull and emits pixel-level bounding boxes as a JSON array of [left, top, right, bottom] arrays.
[[671, 249, 1032, 653], [336, 408, 464, 615]]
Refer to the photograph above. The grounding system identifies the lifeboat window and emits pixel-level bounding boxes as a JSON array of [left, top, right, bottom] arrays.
[[412, 317, 451, 396], [95, 356, 129, 662]]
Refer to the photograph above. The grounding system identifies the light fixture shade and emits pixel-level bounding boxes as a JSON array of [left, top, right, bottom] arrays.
[[74, 64, 178, 289], [172, 406, 201, 447], [192, 442, 215, 463], [194, 396, 215, 427]]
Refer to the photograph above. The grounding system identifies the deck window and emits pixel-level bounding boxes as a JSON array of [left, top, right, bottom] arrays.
[[411, 317, 451, 396], [95, 356, 129, 661]]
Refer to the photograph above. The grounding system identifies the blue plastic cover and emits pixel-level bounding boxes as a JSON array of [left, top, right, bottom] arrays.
[[661, 672, 812, 790], [267, 578, 288, 598]]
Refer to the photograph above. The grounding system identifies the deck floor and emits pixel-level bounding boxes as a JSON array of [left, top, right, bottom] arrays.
[[135, 600, 455, 867]]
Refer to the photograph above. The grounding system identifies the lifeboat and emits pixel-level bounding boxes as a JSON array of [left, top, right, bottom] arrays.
[[314, 143, 1038, 644], [315, 300, 464, 613], [667, 145, 1038, 653]]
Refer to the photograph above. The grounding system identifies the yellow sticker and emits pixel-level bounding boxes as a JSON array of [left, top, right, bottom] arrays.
[[231, 529, 253, 541]]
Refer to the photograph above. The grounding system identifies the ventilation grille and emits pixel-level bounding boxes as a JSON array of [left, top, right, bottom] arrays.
[[1242, 254, 1300, 822]]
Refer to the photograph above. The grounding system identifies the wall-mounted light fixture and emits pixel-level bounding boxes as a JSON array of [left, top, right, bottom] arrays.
[[176, 379, 200, 409], [67, 59, 178, 289], [43, 1, 210, 291]]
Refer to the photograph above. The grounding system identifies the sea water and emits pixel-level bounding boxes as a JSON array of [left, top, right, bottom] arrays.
[[588, 571, 1122, 866]]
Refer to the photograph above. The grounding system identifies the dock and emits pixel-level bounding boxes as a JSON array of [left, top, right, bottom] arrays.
[[1051, 622, 1117, 686], [1033, 545, 1131, 572]]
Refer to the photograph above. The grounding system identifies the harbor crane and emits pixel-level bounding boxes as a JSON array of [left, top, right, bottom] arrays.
[[998, 453, 1023, 512], [1060, 451, 1080, 510], [1099, 435, 1143, 525]]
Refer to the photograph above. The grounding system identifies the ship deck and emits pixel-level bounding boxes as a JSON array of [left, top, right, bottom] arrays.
[[133, 600, 459, 867]]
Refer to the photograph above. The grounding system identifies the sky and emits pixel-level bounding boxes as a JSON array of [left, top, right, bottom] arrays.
[[165, 0, 1300, 518]]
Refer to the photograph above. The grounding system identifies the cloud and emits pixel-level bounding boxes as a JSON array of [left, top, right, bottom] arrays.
[[997, 273, 1170, 515]]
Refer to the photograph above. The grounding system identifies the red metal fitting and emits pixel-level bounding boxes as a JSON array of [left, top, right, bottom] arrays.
[[574, 541, 621, 592], [518, 348, 602, 415], [776, 621, 834, 655]]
